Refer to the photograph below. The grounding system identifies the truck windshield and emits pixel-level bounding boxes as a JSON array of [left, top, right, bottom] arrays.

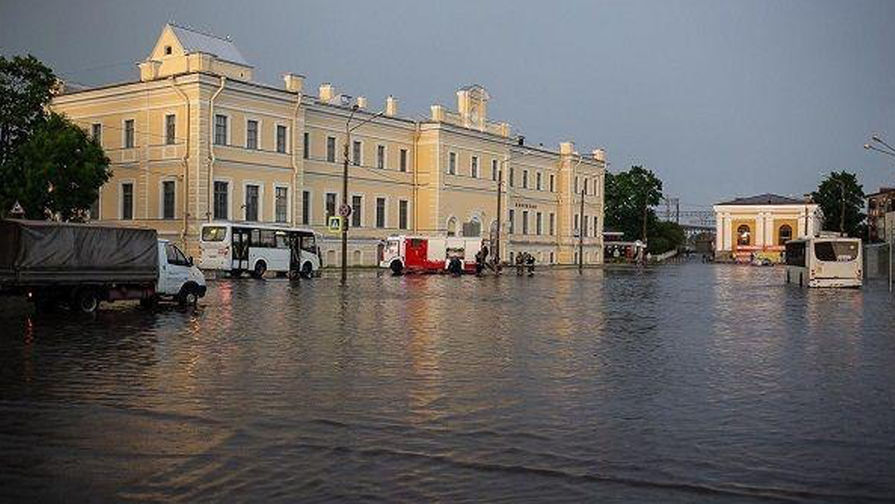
[[814, 241, 858, 262], [202, 226, 227, 242]]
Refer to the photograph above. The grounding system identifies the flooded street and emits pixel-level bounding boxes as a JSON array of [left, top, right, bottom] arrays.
[[1, 263, 894, 503]]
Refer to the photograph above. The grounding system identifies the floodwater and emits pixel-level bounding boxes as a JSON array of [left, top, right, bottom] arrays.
[[1, 263, 894, 503]]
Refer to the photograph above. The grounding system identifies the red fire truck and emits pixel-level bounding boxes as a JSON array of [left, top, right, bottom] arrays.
[[380, 235, 486, 274]]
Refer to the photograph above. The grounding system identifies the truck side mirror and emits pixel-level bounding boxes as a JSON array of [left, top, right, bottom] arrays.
[[188, 256, 194, 266]]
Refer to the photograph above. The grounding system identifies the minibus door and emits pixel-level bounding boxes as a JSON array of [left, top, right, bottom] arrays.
[[232, 228, 250, 271]]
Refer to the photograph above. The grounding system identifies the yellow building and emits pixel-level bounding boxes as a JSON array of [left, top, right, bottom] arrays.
[[713, 193, 820, 262], [51, 24, 605, 266]]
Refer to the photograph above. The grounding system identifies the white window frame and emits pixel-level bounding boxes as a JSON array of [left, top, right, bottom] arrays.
[[245, 116, 262, 150], [522, 169, 529, 189], [303, 131, 310, 159], [352, 139, 364, 166], [118, 179, 136, 220], [550, 174, 555, 193], [162, 112, 177, 146], [398, 199, 410, 230], [471, 155, 479, 178], [275, 122, 289, 154], [214, 113, 231, 146], [448, 151, 457, 175], [273, 183, 291, 224], [326, 136, 337, 163], [536, 171, 542, 191], [399, 148, 408, 172], [212, 177, 233, 221], [377, 144, 387, 170], [301, 189, 312, 225], [122, 118, 136, 149], [324, 191, 339, 221], [350, 192, 365, 228], [158, 177, 177, 219], [374, 195, 388, 229], [243, 181, 264, 222], [491, 159, 498, 181]]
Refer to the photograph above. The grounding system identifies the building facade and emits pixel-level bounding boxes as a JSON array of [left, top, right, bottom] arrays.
[[867, 188, 895, 243], [51, 24, 605, 266], [713, 194, 820, 261]]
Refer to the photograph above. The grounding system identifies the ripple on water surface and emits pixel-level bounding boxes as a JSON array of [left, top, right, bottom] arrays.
[[0, 264, 894, 503]]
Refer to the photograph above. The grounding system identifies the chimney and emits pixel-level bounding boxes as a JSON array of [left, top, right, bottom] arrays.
[[385, 95, 398, 117], [319, 83, 334, 103], [430, 104, 445, 121], [356, 96, 367, 109], [592, 148, 606, 162], [283, 73, 305, 93], [559, 142, 574, 155]]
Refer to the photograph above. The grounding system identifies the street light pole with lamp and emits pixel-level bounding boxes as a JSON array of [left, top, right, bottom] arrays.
[[340, 104, 386, 285]]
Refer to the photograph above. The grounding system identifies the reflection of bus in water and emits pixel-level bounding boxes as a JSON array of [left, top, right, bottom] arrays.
[[784, 235, 862, 288], [199, 223, 321, 278]]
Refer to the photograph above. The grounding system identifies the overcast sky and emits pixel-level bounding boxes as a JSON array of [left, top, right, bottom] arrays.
[[2, 0, 894, 208]]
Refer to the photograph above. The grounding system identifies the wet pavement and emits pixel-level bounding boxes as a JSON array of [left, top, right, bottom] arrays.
[[0, 263, 893, 503]]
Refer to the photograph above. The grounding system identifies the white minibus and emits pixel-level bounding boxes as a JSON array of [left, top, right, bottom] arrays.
[[784, 236, 862, 288], [199, 223, 321, 278]]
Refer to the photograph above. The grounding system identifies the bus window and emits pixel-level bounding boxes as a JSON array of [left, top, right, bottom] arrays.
[[300, 233, 316, 253], [259, 230, 276, 248], [785, 241, 806, 267], [202, 226, 227, 241], [275, 232, 289, 249], [815, 241, 858, 262]]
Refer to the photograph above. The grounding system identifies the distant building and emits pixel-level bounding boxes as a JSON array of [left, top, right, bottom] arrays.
[[50, 23, 606, 266], [713, 193, 820, 261], [866, 188, 895, 243]]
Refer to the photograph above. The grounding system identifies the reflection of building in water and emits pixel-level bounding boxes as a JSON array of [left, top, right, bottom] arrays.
[[713, 194, 820, 262], [51, 23, 606, 266]]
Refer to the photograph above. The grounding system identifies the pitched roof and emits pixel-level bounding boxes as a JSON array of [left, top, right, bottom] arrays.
[[169, 23, 250, 66], [717, 193, 807, 206]]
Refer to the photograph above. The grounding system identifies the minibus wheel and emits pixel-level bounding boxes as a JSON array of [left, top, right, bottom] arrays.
[[252, 261, 267, 279], [301, 262, 314, 279]]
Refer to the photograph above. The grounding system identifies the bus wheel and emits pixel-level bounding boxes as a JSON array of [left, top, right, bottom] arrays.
[[390, 260, 404, 275], [252, 261, 267, 279], [301, 262, 314, 279], [74, 288, 99, 314]]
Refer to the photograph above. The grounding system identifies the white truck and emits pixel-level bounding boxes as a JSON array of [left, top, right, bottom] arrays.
[[0, 219, 206, 313]]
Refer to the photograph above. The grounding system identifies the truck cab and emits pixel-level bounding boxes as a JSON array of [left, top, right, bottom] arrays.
[[157, 240, 207, 304]]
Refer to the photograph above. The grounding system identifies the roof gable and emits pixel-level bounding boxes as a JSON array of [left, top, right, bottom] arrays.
[[160, 23, 250, 66]]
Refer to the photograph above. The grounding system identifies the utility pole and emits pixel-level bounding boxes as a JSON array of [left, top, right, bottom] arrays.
[[495, 164, 503, 274], [839, 179, 846, 236], [578, 188, 585, 274]]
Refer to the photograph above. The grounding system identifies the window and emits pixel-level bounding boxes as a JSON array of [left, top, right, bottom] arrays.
[[352, 195, 363, 227], [303, 132, 310, 159], [549, 213, 555, 235], [325, 193, 337, 219], [377, 145, 386, 169], [400, 149, 408, 172], [737, 225, 751, 246], [165, 243, 189, 266], [352, 140, 362, 166], [326, 136, 336, 162], [522, 210, 529, 235], [276, 125, 287, 153], [463, 219, 481, 237], [449, 152, 456, 175], [213, 181, 228, 219], [302, 190, 310, 225], [471, 156, 479, 178], [202, 226, 227, 242], [245, 185, 259, 221], [536, 212, 542, 235], [121, 183, 133, 220], [165, 114, 176, 145], [124, 119, 135, 148], [584, 178, 589, 195], [549, 174, 555, 192], [275, 187, 288, 223], [574, 214, 580, 234], [508, 209, 515, 234], [814, 241, 858, 262], [536, 172, 542, 191], [574, 176, 579, 194], [214, 114, 227, 145], [246, 120, 259, 149], [376, 197, 386, 228], [91, 123, 102, 144], [164, 45, 172, 55], [492, 159, 498, 181], [162, 180, 175, 219], [785, 241, 806, 267], [523, 170, 529, 189], [399, 200, 408, 229], [509, 167, 515, 187], [778, 224, 793, 245], [594, 216, 599, 236], [583, 214, 589, 237], [447, 217, 457, 237]]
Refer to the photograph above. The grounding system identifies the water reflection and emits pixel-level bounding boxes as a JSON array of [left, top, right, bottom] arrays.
[[0, 264, 893, 503]]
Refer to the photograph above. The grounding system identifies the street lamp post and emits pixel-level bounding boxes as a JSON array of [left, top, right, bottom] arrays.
[[494, 151, 528, 274], [341, 105, 385, 285], [863, 134, 895, 293]]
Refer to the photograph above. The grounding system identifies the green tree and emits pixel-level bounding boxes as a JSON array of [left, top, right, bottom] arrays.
[[604, 165, 664, 242], [0, 55, 110, 220], [648, 221, 686, 254], [810, 171, 865, 237]]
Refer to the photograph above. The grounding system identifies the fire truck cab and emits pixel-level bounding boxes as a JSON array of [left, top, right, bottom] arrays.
[[380, 235, 485, 274]]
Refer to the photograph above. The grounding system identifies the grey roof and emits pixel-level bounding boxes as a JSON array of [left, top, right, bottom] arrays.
[[717, 193, 807, 206], [169, 24, 250, 66]]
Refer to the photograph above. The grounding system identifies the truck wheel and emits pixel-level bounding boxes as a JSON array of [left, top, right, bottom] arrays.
[[178, 286, 198, 307], [301, 261, 314, 279], [75, 289, 99, 314], [252, 261, 267, 279], [390, 260, 404, 275]]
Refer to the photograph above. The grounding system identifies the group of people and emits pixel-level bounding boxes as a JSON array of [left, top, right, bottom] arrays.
[[449, 243, 537, 277], [514, 252, 536, 277]]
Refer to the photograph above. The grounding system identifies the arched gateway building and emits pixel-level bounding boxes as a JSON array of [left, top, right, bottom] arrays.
[[713, 193, 821, 262], [50, 23, 606, 266]]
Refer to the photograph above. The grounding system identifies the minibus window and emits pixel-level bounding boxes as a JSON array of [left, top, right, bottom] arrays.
[[815, 241, 858, 262], [202, 226, 227, 242]]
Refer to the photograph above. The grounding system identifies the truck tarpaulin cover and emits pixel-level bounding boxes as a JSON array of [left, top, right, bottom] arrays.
[[0, 220, 158, 284]]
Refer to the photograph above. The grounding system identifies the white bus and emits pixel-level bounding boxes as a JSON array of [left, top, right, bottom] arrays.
[[199, 223, 322, 278], [784, 235, 862, 288]]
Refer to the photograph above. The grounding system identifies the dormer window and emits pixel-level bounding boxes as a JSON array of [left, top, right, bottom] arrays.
[[164, 45, 172, 55]]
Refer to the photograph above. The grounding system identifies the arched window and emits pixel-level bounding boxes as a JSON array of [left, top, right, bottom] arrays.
[[462, 216, 481, 237], [737, 225, 751, 246], [447, 217, 457, 237], [778, 224, 792, 245]]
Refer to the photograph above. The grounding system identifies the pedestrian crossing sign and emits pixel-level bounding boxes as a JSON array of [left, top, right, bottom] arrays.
[[328, 216, 344, 233]]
